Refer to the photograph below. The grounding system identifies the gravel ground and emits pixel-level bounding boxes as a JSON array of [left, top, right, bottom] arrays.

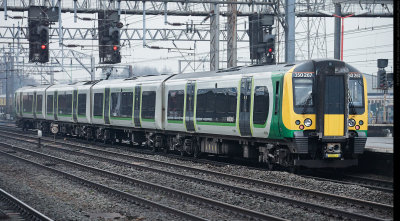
[[66, 139, 394, 206], [0, 150, 184, 220], [1, 136, 393, 220], [0, 133, 394, 220]]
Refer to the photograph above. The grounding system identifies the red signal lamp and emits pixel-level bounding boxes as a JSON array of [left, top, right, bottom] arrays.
[[268, 48, 273, 53], [41, 44, 46, 50], [113, 45, 118, 51]]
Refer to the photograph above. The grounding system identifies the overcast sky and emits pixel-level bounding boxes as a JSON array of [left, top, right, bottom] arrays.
[[0, 2, 393, 83]]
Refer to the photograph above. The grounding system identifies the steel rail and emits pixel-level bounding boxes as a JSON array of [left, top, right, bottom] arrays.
[[0, 148, 207, 221], [0, 141, 286, 221], [0, 188, 53, 221], [17, 136, 394, 220], [0, 129, 393, 213]]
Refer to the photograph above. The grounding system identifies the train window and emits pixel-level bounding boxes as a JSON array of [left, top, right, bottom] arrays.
[[324, 76, 344, 114], [110, 92, 120, 117], [349, 78, 364, 111], [111, 92, 133, 118], [167, 90, 184, 121], [293, 78, 314, 114], [141, 91, 156, 119], [47, 95, 54, 114], [36, 95, 43, 113], [253, 86, 269, 125], [274, 82, 280, 115], [23, 95, 33, 113], [58, 94, 72, 115], [93, 93, 103, 116], [196, 87, 237, 123], [121, 92, 133, 117], [293, 78, 313, 106], [78, 94, 86, 116]]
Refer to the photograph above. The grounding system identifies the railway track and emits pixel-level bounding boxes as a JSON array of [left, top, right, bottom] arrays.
[[299, 172, 393, 193], [0, 131, 393, 220], [0, 125, 394, 194], [0, 187, 53, 221], [0, 141, 286, 221]]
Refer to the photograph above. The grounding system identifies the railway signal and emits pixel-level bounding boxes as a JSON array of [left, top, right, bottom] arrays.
[[264, 34, 275, 64], [248, 14, 275, 65], [28, 6, 50, 63], [377, 69, 387, 89], [98, 11, 121, 64]]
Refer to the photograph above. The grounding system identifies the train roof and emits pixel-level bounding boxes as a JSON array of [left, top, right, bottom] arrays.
[[169, 62, 296, 81]]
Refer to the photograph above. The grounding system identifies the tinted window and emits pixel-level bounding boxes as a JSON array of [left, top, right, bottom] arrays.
[[36, 95, 43, 113], [325, 76, 344, 114], [58, 94, 72, 115], [293, 78, 314, 114], [93, 93, 103, 116], [196, 87, 237, 123], [141, 91, 156, 119], [349, 78, 364, 107], [23, 95, 33, 113], [167, 90, 184, 121], [111, 92, 133, 118], [348, 78, 365, 115], [253, 86, 269, 125], [78, 94, 86, 116], [47, 95, 53, 114], [293, 78, 313, 106]]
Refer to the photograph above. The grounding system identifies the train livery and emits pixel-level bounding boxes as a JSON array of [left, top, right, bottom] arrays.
[[15, 59, 368, 169]]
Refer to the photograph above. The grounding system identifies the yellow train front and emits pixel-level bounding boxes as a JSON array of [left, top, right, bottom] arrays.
[[281, 59, 368, 168]]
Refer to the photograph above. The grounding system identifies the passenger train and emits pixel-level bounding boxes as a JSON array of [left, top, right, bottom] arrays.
[[15, 59, 368, 169]]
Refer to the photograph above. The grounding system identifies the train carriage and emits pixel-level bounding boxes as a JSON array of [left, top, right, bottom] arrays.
[[15, 59, 368, 169]]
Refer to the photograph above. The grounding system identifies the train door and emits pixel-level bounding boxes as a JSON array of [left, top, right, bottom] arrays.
[[185, 81, 196, 132], [134, 85, 141, 127], [33, 91, 37, 119], [239, 77, 253, 136], [73, 90, 78, 122], [104, 88, 110, 124], [19, 93, 22, 117], [323, 75, 346, 136], [54, 91, 58, 120]]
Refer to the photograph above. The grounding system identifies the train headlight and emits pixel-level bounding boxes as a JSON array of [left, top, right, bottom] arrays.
[[359, 120, 364, 125], [295, 120, 300, 125], [304, 118, 312, 127], [348, 119, 356, 127]]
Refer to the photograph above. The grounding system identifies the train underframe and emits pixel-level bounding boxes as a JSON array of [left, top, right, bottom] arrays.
[[16, 118, 366, 170]]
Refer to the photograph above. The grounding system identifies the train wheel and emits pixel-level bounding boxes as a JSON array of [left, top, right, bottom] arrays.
[[289, 166, 299, 174], [267, 161, 274, 171]]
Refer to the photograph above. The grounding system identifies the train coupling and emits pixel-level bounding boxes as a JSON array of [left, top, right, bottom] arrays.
[[323, 143, 342, 159]]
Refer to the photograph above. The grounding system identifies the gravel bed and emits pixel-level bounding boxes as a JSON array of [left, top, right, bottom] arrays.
[[63, 140, 394, 206], [47, 143, 393, 219], [0, 148, 184, 220], [3, 145, 267, 221], [4, 137, 393, 220], [1, 135, 395, 220]]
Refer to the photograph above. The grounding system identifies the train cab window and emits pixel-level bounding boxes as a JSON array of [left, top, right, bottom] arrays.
[[167, 90, 184, 121], [348, 78, 365, 114], [293, 78, 314, 114], [77, 94, 86, 116], [36, 95, 43, 113], [93, 93, 103, 116], [111, 92, 133, 118], [23, 95, 33, 113], [196, 87, 237, 123], [253, 86, 269, 125], [141, 91, 156, 119], [58, 94, 72, 115], [47, 95, 54, 114]]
